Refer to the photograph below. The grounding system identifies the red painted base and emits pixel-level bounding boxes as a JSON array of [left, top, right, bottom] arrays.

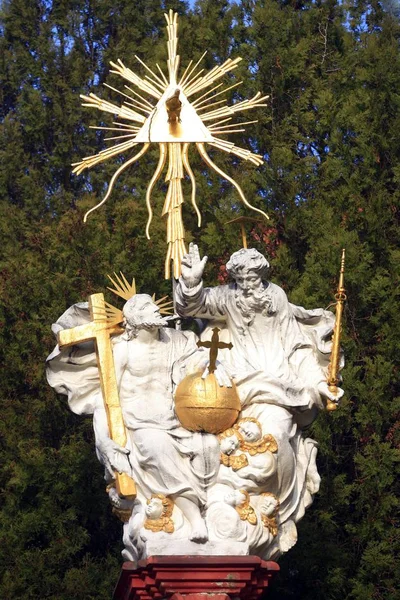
[[113, 556, 280, 600]]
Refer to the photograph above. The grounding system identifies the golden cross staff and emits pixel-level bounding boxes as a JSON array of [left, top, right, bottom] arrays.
[[326, 249, 346, 412], [56, 273, 173, 499], [197, 327, 233, 373], [225, 216, 263, 249], [57, 293, 137, 498], [73, 9, 270, 280]]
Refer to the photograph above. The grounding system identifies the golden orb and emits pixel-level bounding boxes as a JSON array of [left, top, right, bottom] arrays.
[[174, 371, 241, 434]]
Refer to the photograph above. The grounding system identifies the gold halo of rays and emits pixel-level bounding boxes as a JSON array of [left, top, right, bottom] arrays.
[[72, 9, 269, 279], [93, 271, 174, 326]]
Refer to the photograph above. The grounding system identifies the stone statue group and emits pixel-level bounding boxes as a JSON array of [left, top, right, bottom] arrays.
[[47, 245, 343, 564]]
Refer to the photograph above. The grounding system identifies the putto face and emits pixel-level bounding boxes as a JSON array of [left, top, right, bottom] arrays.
[[238, 421, 262, 443], [220, 434, 240, 455], [260, 495, 278, 516], [145, 497, 163, 519]]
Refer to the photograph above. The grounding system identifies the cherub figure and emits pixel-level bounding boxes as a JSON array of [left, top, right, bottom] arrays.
[[218, 428, 248, 471], [217, 419, 278, 492], [259, 492, 280, 536], [235, 418, 278, 455], [144, 494, 175, 534], [224, 489, 257, 525]]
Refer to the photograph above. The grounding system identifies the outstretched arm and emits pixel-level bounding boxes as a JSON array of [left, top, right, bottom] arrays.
[[176, 243, 228, 320]]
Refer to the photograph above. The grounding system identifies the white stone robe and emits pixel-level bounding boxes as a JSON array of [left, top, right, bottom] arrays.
[[175, 279, 334, 526], [46, 303, 219, 506]]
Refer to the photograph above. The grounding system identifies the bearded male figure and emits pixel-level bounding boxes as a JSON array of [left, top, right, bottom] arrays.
[[175, 244, 343, 540], [47, 294, 220, 545]]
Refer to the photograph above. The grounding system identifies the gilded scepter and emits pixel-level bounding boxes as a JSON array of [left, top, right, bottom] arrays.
[[326, 249, 346, 411]]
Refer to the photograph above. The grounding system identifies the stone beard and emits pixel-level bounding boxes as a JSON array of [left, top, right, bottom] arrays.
[[47, 248, 343, 563]]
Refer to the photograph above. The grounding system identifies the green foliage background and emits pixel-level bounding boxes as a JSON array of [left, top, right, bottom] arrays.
[[0, 0, 399, 598]]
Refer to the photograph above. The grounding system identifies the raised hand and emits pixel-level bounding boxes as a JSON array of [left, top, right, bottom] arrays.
[[180, 242, 208, 288]]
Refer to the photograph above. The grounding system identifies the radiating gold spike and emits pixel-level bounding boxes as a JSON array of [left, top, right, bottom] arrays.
[[182, 142, 201, 227], [209, 140, 263, 165], [104, 133, 138, 141], [80, 92, 146, 123], [97, 138, 140, 156], [212, 129, 246, 134], [104, 302, 123, 325], [146, 143, 167, 239], [201, 93, 269, 122], [180, 50, 207, 87], [191, 83, 224, 107], [144, 74, 166, 92], [154, 295, 174, 315], [193, 81, 242, 109], [103, 82, 138, 104], [91, 304, 108, 322], [83, 144, 150, 220], [185, 57, 243, 97], [178, 59, 193, 86], [107, 272, 137, 301], [209, 119, 258, 131], [134, 55, 166, 87], [89, 126, 140, 133], [71, 141, 139, 175], [112, 121, 142, 129], [197, 143, 269, 219], [156, 63, 169, 85], [207, 117, 233, 129], [123, 100, 151, 114], [109, 60, 161, 99], [197, 99, 227, 113], [182, 69, 205, 93], [124, 86, 154, 108]]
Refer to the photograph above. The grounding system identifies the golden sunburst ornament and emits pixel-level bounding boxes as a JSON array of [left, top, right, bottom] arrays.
[[101, 272, 174, 326], [73, 9, 269, 278]]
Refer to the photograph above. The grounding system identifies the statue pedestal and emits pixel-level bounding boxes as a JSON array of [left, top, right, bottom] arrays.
[[113, 556, 279, 600]]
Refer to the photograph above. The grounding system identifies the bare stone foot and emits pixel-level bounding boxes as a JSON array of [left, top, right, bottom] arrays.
[[189, 519, 208, 543]]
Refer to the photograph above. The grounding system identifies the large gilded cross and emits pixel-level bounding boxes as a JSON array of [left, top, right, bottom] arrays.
[[197, 327, 233, 373], [57, 292, 136, 499]]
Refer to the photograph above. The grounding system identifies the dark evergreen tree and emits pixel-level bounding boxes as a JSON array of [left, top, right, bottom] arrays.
[[0, 0, 399, 598]]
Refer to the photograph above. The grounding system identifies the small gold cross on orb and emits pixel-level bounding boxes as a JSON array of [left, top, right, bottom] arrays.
[[197, 327, 233, 373]]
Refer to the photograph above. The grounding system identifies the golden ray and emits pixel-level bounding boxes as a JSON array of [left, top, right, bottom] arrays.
[[104, 302, 123, 326], [184, 57, 242, 97], [179, 51, 207, 88], [107, 272, 137, 301], [103, 82, 147, 108], [104, 133, 137, 141], [135, 54, 166, 88], [156, 63, 169, 86], [80, 92, 146, 123], [197, 143, 268, 219], [110, 59, 161, 99], [124, 86, 155, 108], [83, 144, 150, 221], [201, 92, 269, 121], [182, 143, 201, 227], [197, 99, 227, 113], [193, 81, 242, 109], [209, 119, 258, 131], [90, 126, 140, 133], [146, 142, 168, 239], [71, 141, 140, 175], [152, 294, 174, 315]]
